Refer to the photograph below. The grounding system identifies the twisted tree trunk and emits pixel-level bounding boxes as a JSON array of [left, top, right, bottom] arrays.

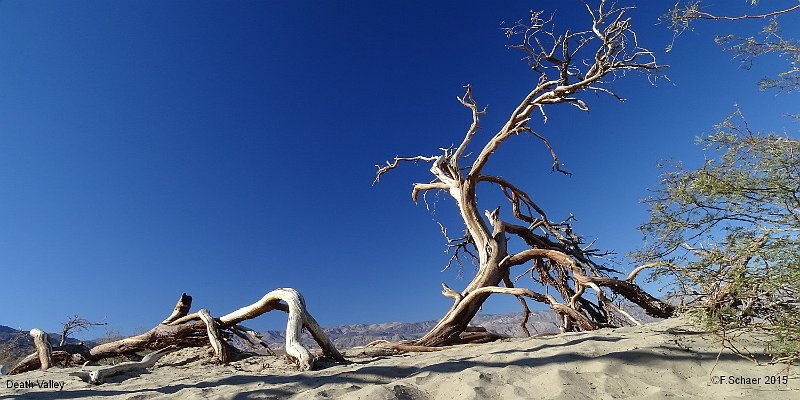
[[416, 208, 508, 346], [375, 0, 674, 348]]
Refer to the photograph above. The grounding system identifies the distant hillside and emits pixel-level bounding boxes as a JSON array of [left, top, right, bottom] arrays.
[[0, 325, 35, 370], [255, 311, 566, 352], [0, 325, 92, 371], [254, 309, 661, 352]]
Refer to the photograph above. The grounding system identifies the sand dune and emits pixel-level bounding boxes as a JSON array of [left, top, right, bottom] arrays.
[[1, 317, 797, 399]]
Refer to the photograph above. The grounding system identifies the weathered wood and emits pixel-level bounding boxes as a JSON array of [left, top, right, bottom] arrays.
[[372, 0, 671, 347], [230, 324, 273, 354], [71, 346, 177, 385], [30, 329, 53, 370], [161, 293, 193, 324], [302, 309, 343, 361], [219, 288, 344, 369], [87, 320, 208, 361], [10, 288, 343, 377], [198, 309, 228, 363], [9, 343, 92, 374]]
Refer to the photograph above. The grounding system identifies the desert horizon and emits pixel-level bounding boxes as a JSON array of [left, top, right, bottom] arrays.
[[1, 0, 798, 398], [2, 317, 797, 399]]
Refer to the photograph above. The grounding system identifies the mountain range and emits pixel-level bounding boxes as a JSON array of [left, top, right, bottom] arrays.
[[253, 311, 565, 352]]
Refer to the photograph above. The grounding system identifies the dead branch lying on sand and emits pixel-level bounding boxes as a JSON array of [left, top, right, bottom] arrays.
[[70, 346, 178, 385], [10, 288, 344, 380]]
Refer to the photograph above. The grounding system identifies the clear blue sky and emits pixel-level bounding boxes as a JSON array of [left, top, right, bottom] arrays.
[[1, 1, 797, 337]]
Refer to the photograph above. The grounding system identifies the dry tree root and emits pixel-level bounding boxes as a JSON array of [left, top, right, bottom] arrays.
[[355, 326, 508, 357], [10, 288, 344, 378], [70, 346, 178, 385]]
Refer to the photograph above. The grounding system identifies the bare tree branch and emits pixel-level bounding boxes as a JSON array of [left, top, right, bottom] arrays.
[[373, 155, 440, 186], [59, 316, 107, 347], [375, 0, 671, 346]]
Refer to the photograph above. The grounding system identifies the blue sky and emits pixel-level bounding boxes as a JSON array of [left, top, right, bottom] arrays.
[[0, 1, 797, 337]]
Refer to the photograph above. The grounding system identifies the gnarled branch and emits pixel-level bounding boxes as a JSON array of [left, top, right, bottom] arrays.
[[30, 329, 52, 370], [11, 288, 343, 376]]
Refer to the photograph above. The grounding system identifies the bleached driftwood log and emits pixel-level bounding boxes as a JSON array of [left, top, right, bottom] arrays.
[[224, 288, 342, 371], [198, 309, 229, 364], [10, 287, 344, 377], [30, 329, 53, 370], [70, 346, 177, 385], [172, 288, 342, 370]]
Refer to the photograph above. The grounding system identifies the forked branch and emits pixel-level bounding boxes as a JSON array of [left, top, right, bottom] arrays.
[[374, 0, 671, 346], [12, 288, 344, 377]]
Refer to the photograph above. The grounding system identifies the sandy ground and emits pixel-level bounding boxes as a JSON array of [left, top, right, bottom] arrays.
[[1, 317, 798, 399]]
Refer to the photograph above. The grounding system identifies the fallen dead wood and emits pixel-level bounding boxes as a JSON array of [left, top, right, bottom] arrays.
[[9, 344, 92, 375], [30, 329, 53, 370], [161, 293, 192, 324], [70, 346, 178, 385], [10, 288, 343, 377], [198, 309, 229, 363]]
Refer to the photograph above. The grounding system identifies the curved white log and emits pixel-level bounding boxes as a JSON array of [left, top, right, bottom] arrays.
[[30, 329, 53, 370], [221, 288, 309, 370], [71, 346, 176, 385], [219, 288, 342, 370]]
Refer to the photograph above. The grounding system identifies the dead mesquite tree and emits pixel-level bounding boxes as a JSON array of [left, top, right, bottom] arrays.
[[374, 1, 674, 347], [10, 288, 344, 378]]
